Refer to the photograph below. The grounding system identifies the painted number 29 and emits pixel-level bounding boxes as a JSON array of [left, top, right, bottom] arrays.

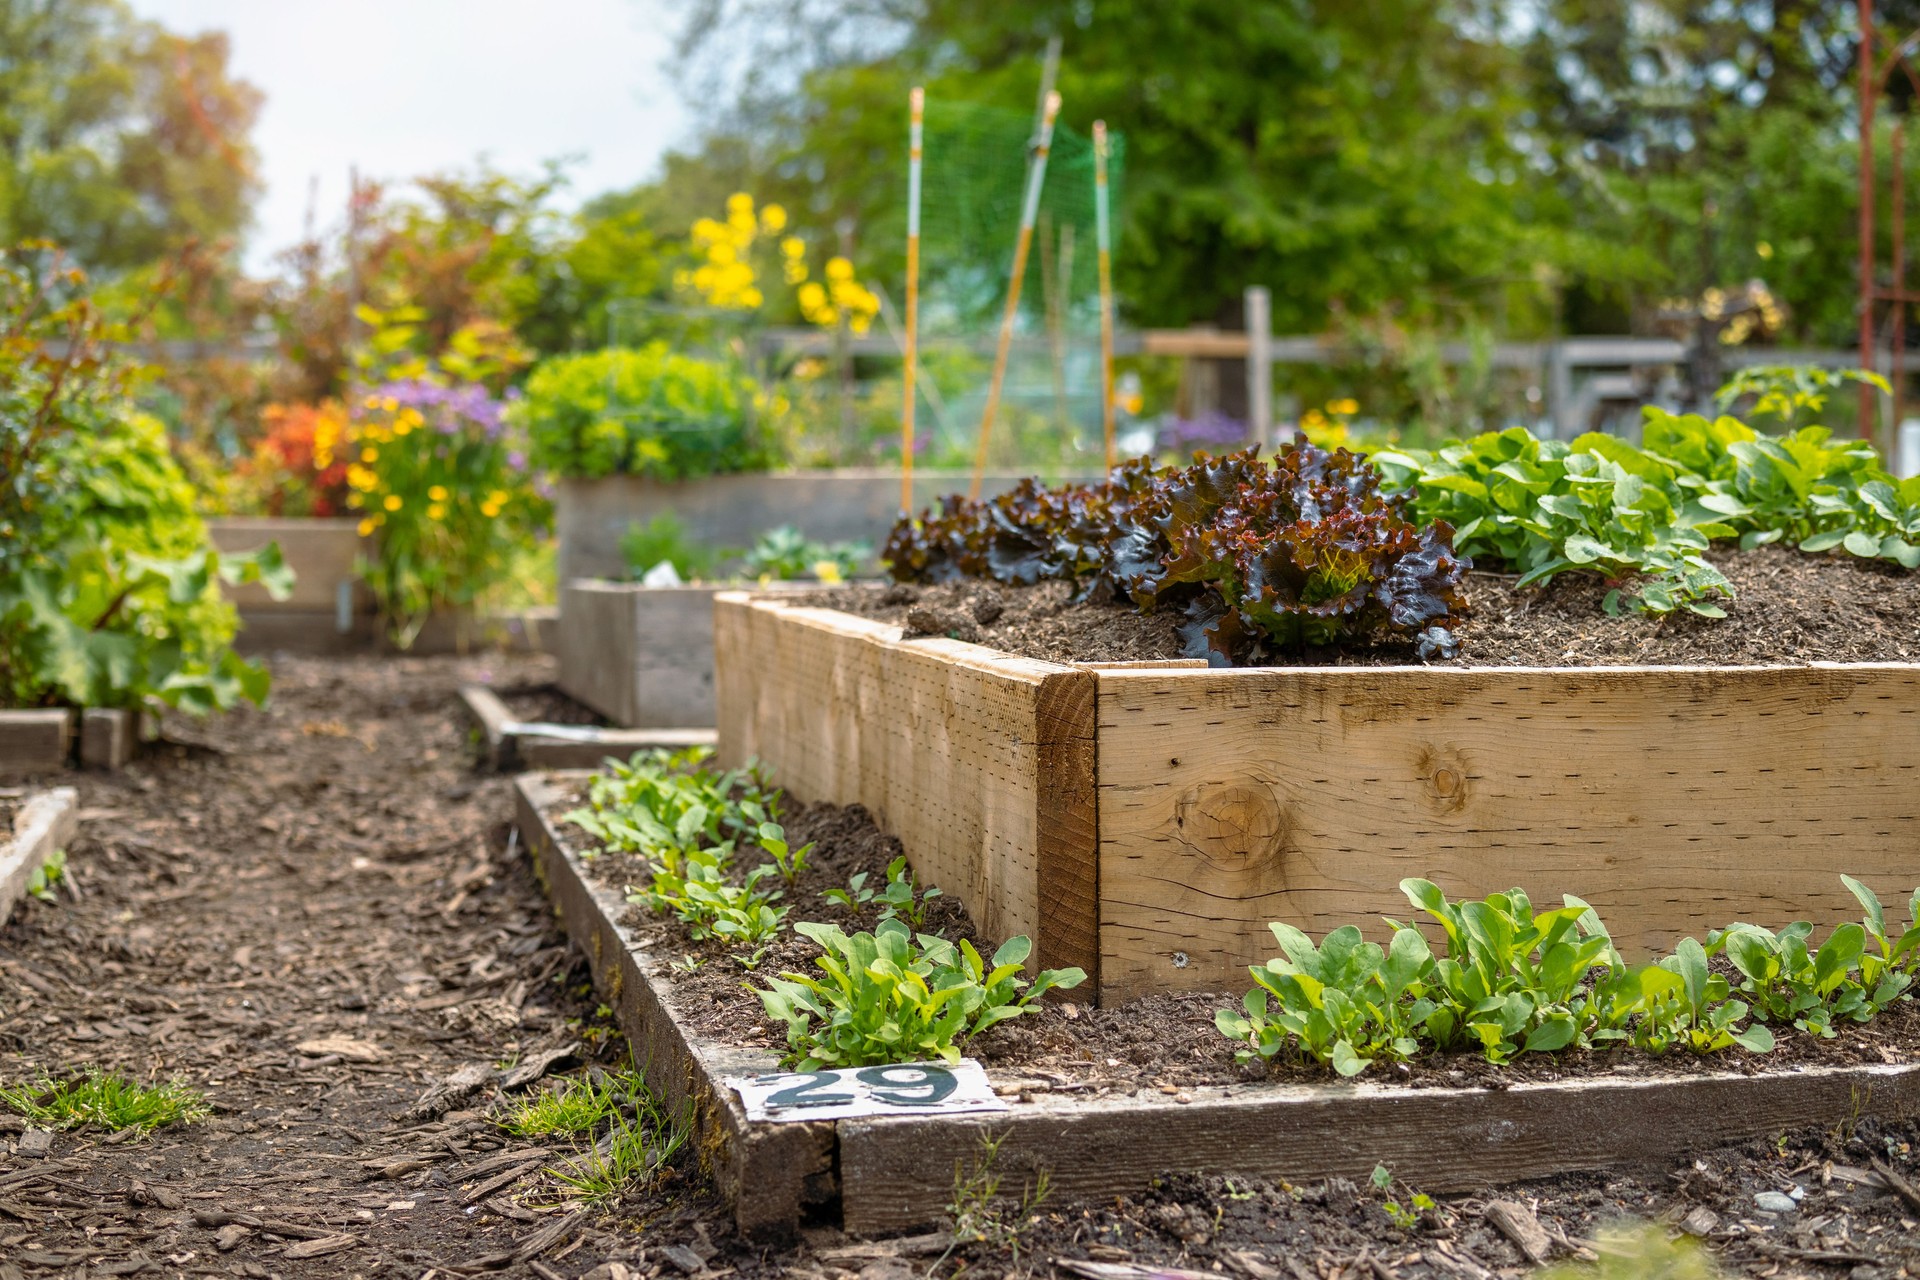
[[853, 1064, 957, 1106]]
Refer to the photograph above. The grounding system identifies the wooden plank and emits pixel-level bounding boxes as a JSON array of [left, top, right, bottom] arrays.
[[79, 709, 137, 770], [0, 710, 74, 775], [714, 593, 1100, 981], [557, 581, 643, 726], [517, 728, 717, 770], [457, 686, 515, 770], [838, 1060, 1920, 1236], [1096, 663, 1920, 1001], [0, 786, 79, 926], [513, 774, 833, 1240]]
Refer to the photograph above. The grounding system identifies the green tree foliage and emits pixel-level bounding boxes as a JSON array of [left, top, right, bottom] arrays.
[[0, 0, 261, 272]]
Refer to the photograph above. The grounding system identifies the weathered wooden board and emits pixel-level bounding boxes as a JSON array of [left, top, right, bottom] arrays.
[[558, 582, 723, 728], [838, 1061, 1920, 1236], [79, 709, 138, 770], [513, 774, 832, 1240], [0, 710, 75, 775], [459, 686, 713, 771], [1097, 664, 1920, 1001], [713, 593, 1099, 980], [1, 786, 79, 926]]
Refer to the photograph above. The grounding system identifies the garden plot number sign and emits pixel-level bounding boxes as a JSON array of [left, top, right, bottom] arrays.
[[729, 1060, 1006, 1122]]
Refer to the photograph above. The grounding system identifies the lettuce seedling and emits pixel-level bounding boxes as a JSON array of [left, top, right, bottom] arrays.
[[1215, 923, 1432, 1076], [1709, 920, 1873, 1036], [755, 920, 1085, 1069]]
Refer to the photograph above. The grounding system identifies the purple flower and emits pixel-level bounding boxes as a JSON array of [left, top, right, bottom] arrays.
[[1156, 411, 1248, 456], [507, 450, 528, 471]]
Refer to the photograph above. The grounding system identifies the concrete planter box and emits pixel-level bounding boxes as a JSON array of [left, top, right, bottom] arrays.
[[556, 470, 1104, 583], [715, 591, 1920, 1005], [558, 582, 809, 728], [207, 517, 374, 653]]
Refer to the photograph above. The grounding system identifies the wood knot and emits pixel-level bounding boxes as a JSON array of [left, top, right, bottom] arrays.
[[1416, 745, 1473, 815], [1174, 781, 1292, 875]]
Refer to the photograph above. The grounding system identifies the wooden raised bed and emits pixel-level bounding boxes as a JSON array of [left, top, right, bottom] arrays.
[[714, 592, 1920, 1005], [1, 786, 78, 925], [460, 685, 714, 771], [207, 517, 375, 654], [513, 771, 1920, 1238]]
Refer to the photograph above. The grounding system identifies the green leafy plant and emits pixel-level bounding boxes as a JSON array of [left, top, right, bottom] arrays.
[[1215, 923, 1432, 1076], [1370, 1165, 1434, 1230], [755, 919, 1085, 1068], [742, 525, 869, 582], [1634, 938, 1776, 1055], [515, 342, 769, 480], [25, 848, 64, 903], [1, 246, 289, 713], [635, 842, 788, 946], [620, 512, 714, 581], [0, 1070, 208, 1133], [822, 855, 946, 927], [757, 821, 813, 886], [1714, 365, 1889, 427], [498, 1073, 627, 1138]]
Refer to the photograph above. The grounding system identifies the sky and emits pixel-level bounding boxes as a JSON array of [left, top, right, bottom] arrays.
[[126, 0, 692, 274]]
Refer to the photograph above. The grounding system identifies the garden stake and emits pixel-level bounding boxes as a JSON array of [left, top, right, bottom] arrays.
[[1094, 119, 1116, 472], [902, 86, 924, 515], [970, 90, 1061, 499]]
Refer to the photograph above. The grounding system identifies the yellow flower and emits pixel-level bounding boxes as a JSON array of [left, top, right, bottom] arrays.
[[357, 517, 377, 537], [781, 236, 806, 259], [825, 256, 854, 282], [760, 203, 788, 233], [361, 446, 379, 463], [347, 465, 377, 491], [428, 485, 449, 502], [487, 490, 509, 507], [812, 560, 844, 585], [383, 494, 403, 512], [726, 192, 753, 217], [427, 503, 447, 520]]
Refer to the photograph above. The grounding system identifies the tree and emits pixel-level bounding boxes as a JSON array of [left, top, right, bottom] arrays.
[[0, 0, 262, 273]]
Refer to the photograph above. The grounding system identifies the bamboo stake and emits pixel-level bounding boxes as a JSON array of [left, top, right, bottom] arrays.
[[971, 90, 1061, 499], [902, 86, 924, 514], [1093, 120, 1116, 472]]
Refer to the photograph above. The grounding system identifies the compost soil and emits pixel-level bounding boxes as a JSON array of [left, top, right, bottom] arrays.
[[0, 656, 1915, 1280], [799, 544, 1920, 667]]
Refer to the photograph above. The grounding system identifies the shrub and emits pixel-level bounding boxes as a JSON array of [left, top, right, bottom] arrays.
[[883, 438, 1471, 664], [516, 343, 768, 480], [1, 246, 285, 713]]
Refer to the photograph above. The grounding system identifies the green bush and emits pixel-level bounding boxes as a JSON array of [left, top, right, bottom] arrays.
[[1, 247, 286, 713], [516, 343, 768, 480]]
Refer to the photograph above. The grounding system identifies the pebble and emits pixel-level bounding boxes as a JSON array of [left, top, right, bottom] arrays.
[[1753, 1190, 1799, 1215]]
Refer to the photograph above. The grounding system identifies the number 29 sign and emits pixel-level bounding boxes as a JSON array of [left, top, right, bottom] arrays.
[[728, 1059, 1007, 1122]]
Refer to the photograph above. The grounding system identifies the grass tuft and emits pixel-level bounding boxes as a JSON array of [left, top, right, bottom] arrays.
[[0, 1070, 209, 1134], [498, 1073, 625, 1138], [505, 1067, 688, 1205]]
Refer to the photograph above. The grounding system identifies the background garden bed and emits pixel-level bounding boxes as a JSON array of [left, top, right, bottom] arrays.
[[714, 591, 1920, 1004], [0, 785, 77, 925]]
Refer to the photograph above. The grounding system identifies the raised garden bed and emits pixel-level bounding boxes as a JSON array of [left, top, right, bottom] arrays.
[[207, 516, 375, 654], [713, 571, 1920, 1004], [514, 769, 1920, 1240], [460, 684, 714, 770], [1, 708, 144, 774], [0, 785, 78, 925]]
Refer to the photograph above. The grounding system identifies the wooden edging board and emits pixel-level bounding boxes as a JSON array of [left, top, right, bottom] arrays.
[[1, 787, 79, 926], [714, 592, 1920, 1005], [514, 769, 1920, 1238], [460, 686, 715, 772], [1, 708, 142, 775]]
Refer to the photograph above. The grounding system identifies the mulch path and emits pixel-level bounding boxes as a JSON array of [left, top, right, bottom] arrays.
[[4, 654, 1920, 1279], [803, 544, 1920, 667]]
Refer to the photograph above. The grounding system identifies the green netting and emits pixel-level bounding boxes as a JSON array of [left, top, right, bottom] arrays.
[[917, 99, 1126, 336]]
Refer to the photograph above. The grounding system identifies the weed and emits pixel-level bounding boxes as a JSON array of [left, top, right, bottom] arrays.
[[499, 1075, 622, 1138], [1370, 1164, 1434, 1230], [947, 1131, 1051, 1258], [25, 848, 65, 903], [0, 1070, 208, 1133]]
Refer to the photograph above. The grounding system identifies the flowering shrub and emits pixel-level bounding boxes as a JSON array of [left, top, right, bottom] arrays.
[[676, 192, 881, 334], [884, 438, 1470, 664], [515, 343, 766, 480], [239, 401, 352, 517], [345, 379, 549, 647]]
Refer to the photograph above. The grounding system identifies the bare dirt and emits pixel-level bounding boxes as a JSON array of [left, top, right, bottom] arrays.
[[5, 654, 1919, 1280], [801, 545, 1920, 667]]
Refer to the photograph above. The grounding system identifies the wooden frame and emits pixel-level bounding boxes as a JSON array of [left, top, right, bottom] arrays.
[[1, 786, 78, 926], [714, 592, 1920, 1004], [460, 686, 714, 771], [514, 771, 1920, 1238]]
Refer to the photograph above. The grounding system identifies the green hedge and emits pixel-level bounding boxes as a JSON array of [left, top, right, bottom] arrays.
[[516, 343, 768, 480]]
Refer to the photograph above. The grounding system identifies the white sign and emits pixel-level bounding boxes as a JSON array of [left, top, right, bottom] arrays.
[[728, 1059, 1007, 1123]]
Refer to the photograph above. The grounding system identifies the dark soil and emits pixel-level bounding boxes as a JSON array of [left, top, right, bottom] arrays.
[[500, 684, 608, 728], [800, 545, 1920, 667]]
